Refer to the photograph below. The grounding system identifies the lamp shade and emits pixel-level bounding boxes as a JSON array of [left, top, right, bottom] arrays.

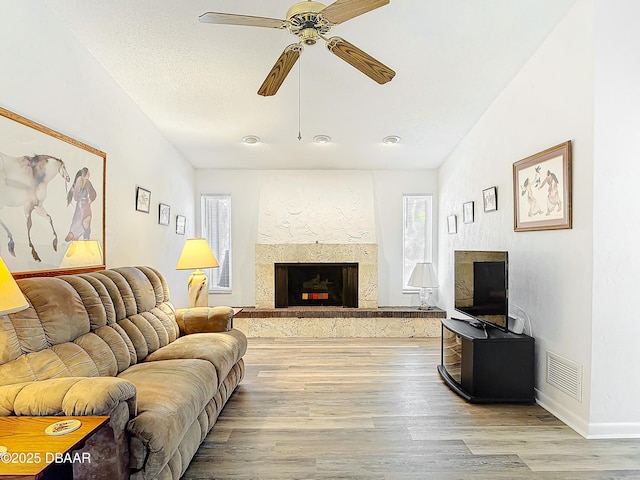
[[60, 240, 103, 268], [408, 262, 439, 289], [176, 238, 219, 270], [0, 256, 28, 315]]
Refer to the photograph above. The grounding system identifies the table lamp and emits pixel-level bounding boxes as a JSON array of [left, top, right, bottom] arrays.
[[176, 238, 219, 308], [60, 240, 103, 268], [0, 255, 27, 458], [408, 262, 439, 310], [0, 255, 28, 315]]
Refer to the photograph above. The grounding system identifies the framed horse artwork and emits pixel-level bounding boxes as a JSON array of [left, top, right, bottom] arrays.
[[513, 141, 572, 232], [0, 106, 106, 278]]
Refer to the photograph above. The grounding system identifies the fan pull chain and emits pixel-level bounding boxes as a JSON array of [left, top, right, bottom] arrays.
[[298, 56, 302, 141]]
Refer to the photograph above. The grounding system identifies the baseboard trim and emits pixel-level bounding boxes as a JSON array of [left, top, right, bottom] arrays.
[[584, 422, 640, 439], [536, 388, 640, 439], [535, 388, 589, 438]]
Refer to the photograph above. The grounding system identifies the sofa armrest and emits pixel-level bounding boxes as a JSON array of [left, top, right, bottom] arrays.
[[0, 377, 137, 417], [175, 306, 234, 334]]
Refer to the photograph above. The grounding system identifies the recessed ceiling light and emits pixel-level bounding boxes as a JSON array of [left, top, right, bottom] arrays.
[[313, 135, 331, 144], [242, 135, 260, 144], [382, 135, 401, 144]]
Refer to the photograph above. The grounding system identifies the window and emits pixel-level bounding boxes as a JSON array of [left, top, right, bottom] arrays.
[[402, 194, 433, 290], [201, 194, 232, 292]]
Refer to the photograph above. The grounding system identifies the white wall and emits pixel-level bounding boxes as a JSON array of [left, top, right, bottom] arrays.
[[195, 169, 438, 308], [257, 171, 377, 244], [372, 171, 439, 306], [590, 0, 640, 437], [438, 0, 595, 434], [0, 1, 195, 306]]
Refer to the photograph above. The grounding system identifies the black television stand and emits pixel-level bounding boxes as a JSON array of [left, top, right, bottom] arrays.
[[438, 318, 535, 403]]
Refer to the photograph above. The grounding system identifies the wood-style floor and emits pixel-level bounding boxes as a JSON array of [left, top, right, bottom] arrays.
[[183, 338, 640, 480]]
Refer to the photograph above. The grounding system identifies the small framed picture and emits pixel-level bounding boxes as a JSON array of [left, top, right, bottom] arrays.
[[482, 186, 498, 212], [463, 201, 474, 224], [158, 203, 171, 226], [136, 186, 151, 213], [447, 215, 457, 234], [176, 215, 186, 235]]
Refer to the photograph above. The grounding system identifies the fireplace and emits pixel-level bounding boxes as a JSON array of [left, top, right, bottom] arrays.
[[255, 243, 377, 309], [275, 263, 358, 308]]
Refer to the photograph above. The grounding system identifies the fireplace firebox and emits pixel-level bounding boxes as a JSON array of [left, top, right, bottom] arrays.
[[275, 263, 358, 308]]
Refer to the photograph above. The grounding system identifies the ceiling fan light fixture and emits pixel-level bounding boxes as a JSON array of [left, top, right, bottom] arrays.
[[313, 135, 331, 144], [300, 28, 319, 45], [242, 135, 261, 145], [200, 0, 394, 97], [382, 135, 401, 144], [286, 1, 327, 20], [287, 2, 332, 40]]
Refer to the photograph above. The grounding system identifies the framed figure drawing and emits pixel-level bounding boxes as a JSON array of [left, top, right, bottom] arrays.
[[0, 107, 106, 278], [176, 215, 186, 235], [482, 186, 498, 212], [136, 187, 151, 213], [513, 141, 572, 232], [159, 203, 170, 226], [463, 201, 474, 224], [447, 215, 457, 234]]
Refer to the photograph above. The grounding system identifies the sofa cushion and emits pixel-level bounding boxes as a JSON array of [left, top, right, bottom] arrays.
[[4, 267, 180, 386], [93, 325, 132, 373], [14, 277, 91, 347], [144, 330, 247, 388], [175, 306, 233, 334], [117, 358, 217, 479], [61, 275, 114, 329], [0, 376, 137, 417], [0, 342, 101, 386]]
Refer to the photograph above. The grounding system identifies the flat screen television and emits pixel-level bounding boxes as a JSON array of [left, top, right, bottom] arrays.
[[454, 250, 509, 332]]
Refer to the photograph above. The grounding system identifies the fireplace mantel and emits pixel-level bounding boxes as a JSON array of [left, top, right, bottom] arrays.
[[255, 243, 378, 309]]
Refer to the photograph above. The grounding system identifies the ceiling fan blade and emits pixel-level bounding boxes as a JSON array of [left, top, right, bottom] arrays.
[[199, 12, 287, 29], [326, 37, 395, 84], [320, 0, 389, 24], [258, 44, 303, 97]]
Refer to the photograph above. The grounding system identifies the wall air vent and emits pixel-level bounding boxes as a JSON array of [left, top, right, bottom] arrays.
[[546, 351, 582, 402]]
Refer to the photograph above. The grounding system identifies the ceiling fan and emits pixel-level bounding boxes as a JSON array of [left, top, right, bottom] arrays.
[[199, 0, 396, 96]]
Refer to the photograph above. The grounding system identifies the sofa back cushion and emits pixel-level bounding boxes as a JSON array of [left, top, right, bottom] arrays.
[[0, 266, 179, 387]]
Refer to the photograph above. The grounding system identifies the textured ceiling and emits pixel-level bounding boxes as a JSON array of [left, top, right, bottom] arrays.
[[45, 0, 577, 170]]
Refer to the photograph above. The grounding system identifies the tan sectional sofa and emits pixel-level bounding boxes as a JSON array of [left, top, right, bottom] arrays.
[[0, 266, 247, 480]]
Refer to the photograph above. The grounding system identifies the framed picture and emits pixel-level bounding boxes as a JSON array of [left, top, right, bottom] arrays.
[[482, 186, 498, 212], [463, 201, 474, 224], [447, 215, 457, 234], [176, 215, 186, 235], [158, 203, 170, 226], [0, 107, 106, 278], [513, 141, 572, 232], [135, 186, 151, 213]]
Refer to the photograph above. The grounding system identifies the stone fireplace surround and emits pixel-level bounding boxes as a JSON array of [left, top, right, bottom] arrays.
[[242, 243, 444, 338], [255, 243, 378, 309]]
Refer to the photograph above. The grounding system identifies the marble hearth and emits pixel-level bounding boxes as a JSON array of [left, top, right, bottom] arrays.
[[255, 243, 378, 309], [234, 307, 446, 338]]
